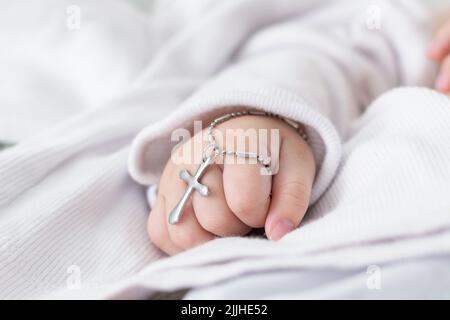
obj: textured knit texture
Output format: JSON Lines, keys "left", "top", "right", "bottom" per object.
{"left": 0, "top": 0, "right": 448, "bottom": 299}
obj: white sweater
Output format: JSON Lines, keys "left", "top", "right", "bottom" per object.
{"left": 0, "top": 0, "right": 447, "bottom": 299}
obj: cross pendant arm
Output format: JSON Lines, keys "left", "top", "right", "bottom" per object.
{"left": 168, "top": 157, "right": 213, "bottom": 225}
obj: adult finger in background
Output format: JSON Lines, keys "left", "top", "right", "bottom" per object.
{"left": 435, "top": 56, "right": 450, "bottom": 93}
{"left": 428, "top": 20, "right": 450, "bottom": 61}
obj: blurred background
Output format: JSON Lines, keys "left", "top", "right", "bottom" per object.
{"left": 0, "top": 0, "right": 449, "bottom": 151}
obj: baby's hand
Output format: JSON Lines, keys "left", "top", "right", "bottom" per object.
{"left": 148, "top": 115, "right": 316, "bottom": 255}
{"left": 428, "top": 18, "right": 450, "bottom": 93}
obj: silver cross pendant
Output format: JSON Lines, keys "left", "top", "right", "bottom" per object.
{"left": 168, "top": 156, "right": 214, "bottom": 224}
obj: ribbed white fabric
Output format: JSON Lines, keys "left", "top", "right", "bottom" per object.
{"left": 62, "top": 87, "right": 450, "bottom": 299}
{"left": 128, "top": 0, "right": 435, "bottom": 204}
{"left": 57, "top": 88, "right": 450, "bottom": 298}
{"left": 0, "top": 0, "right": 448, "bottom": 299}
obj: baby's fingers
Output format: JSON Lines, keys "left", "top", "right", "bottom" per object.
{"left": 148, "top": 191, "right": 182, "bottom": 255}
{"left": 428, "top": 20, "right": 450, "bottom": 61}
{"left": 163, "top": 164, "right": 216, "bottom": 250}
{"left": 193, "top": 164, "right": 251, "bottom": 237}
{"left": 265, "top": 135, "right": 315, "bottom": 241}
{"left": 223, "top": 156, "right": 272, "bottom": 228}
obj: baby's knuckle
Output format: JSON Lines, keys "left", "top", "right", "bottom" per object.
{"left": 170, "top": 228, "right": 199, "bottom": 248}
{"left": 279, "top": 181, "right": 310, "bottom": 211}
{"left": 198, "top": 215, "right": 224, "bottom": 235}
{"left": 199, "top": 213, "right": 243, "bottom": 237}
{"left": 229, "top": 195, "right": 260, "bottom": 215}
{"left": 147, "top": 220, "right": 165, "bottom": 247}
{"left": 228, "top": 197, "right": 267, "bottom": 227}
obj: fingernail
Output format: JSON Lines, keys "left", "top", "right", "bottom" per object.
{"left": 436, "top": 73, "right": 450, "bottom": 92}
{"left": 269, "top": 219, "right": 295, "bottom": 241}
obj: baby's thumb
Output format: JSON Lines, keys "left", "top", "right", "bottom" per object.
{"left": 265, "top": 137, "right": 315, "bottom": 241}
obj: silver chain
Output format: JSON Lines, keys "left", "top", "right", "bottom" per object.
{"left": 168, "top": 110, "right": 309, "bottom": 225}
{"left": 203, "top": 110, "right": 308, "bottom": 168}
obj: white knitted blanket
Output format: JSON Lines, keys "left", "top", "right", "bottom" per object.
{"left": 0, "top": 0, "right": 449, "bottom": 299}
